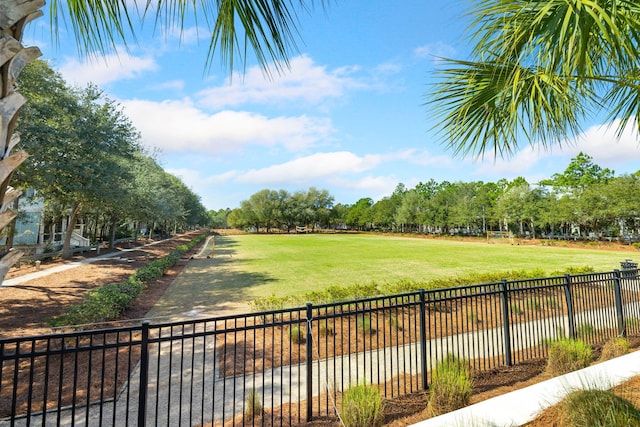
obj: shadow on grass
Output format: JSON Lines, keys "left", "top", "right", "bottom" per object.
{"left": 147, "top": 237, "right": 276, "bottom": 318}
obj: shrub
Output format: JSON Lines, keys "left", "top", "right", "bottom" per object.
{"left": 546, "top": 339, "right": 592, "bottom": 375}
{"left": 599, "top": 336, "right": 630, "bottom": 361}
{"left": 558, "top": 389, "right": 640, "bottom": 426}
{"left": 357, "top": 315, "right": 373, "bottom": 335}
{"left": 427, "top": 354, "right": 472, "bottom": 416}
{"left": 290, "top": 325, "right": 305, "bottom": 344}
{"left": 526, "top": 297, "right": 541, "bottom": 311}
{"left": 341, "top": 383, "right": 384, "bottom": 427}
{"left": 318, "top": 320, "right": 334, "bottom": 337}
{"left": 244, "top": 389, "right": 263, "bottom": 419}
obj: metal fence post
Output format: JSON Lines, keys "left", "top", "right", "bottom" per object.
{"left": 564, "top": 274, "right": 576, "bottom": 339}
{"left": 500, "top": 279, "right": 512, "bottom": 366}
{"left": 138, "top": 320, "right": 150, "bottom": 427}
{"left": 305, "top": 302, "right": 313, "bottom": 422}
{"left": 419, "top": 289, "right": 428, "bottom": 390}
{"left": 613, "top": 270, "right": 627, "bottom": 337}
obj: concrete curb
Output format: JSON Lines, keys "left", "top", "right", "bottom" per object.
{"left": 413, "top": 349, "right": 640, "bottom": 427}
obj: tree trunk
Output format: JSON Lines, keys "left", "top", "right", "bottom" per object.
{"left": 109, "top": 218, "right": 117, "bottom": 249}
{"left": 0, "top": 1, "right": 44, "bottom": 282}
{"left": 62, "top": 202, "right": 81, "bottom": 258}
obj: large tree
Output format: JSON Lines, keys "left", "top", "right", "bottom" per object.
{"left": 0, "top": 0, "right": 321, "bottom": 281}
{"left": 430, "top": 1, "right": 640, "bottom": 158}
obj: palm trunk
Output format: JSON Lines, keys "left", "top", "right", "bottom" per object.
{"left": 0, "top": 1, "right": 44, "bottom": 282}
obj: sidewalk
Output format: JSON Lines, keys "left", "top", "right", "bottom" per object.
{"left": 1, "top": 238, "right": 175, "bottom": 288}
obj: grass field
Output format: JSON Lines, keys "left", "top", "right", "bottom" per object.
{"left": 146, "top": 233, "right": 639, "bottom": 318}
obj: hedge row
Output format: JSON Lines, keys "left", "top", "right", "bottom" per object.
{"left": 50, "top": 233, "right": 207, "bottom": 327}
{"left": 251, "top": 265, "right": 596, "bottom": 312}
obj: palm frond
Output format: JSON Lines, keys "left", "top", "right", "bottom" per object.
{"left": 53, "top": 0, "right": 324, "bottom": 75}
{"left": 432, "top": 0, "right": 640, "bottom": 157}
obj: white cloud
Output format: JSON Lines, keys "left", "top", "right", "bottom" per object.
{"left": 564, "top": 119, "right": 640, "bottom": 169}
{"left": 414, "top": 42, "right": 456, "bottom": 62}
{"left": 237, "top": 152, "right": 382, "bottom": 185}
{"left": 121, "top": 99, "right": 334, "bottom": 154}
{"left": 196, "top": 55, "right": 364, "bottom": 109}
{"left": 391, "top": 149, "right": 455, "bottom": 167}
{"left": 331, "top": 175, "right": 399, "bottom": 202}
{"left": 149, "top": 80, "right": 185, "bottom": 91}
{"left": 471, "top": 118, "right": 640, "bottom": 179}
{"left": 58, "top": 51, "right": 157, "bottom": 85}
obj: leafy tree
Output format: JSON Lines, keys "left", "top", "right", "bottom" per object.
{"left": 542, "top": 152, "right": 614, "bottom": 193}
{"left": 430, "top": 1, "right": 640, "bottom": 157}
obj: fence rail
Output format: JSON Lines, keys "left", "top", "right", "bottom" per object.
{"left": 2, "top": 268, "right": 640, "bottom": 426}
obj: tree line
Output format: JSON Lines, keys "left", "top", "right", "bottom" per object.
{"left": 12, "top": 60, "right": 208, "bottom": 257}
{"left": 215, "top": 153, "right": 640, "bottom": 241}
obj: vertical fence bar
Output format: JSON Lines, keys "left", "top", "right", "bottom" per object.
{"left": 613, "top": 270, "right": 627, "bottom": 337}
{"left": 138, "top": 321, "right": 150, "bottom": 427}
{"left": 305, "top": 302, "right": 313, "bottom": 422}
{"left": 564, "top": 275, "right": 576, "bottom": 339}
{"left": 419, "top": 289, "right": 428, "bottom": 390}
{"left": 500, "top": 279, "right": 512, "bottom": 366}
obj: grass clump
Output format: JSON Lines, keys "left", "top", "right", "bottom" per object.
{"left": 244, "top": 389, "right": 263, "bottom": 419}
{"left": 357, "top": 315, "right": 374, "bottom": 335}
{"left": 427, "top": 354, "right": 472, "bottom": 416}
{"left": 599, "top": 336, "right": 630, "bottom": 362}
{"left": 341, "top": 383, "right": 384, "bottom": 427}
{"left": 290, "top": 325, "right": 305, "bottom": 344}
{"left": 546, "top": 339, "right": 592, "bottom": 375}
{"left": 558, "top": 389, "right": 640, "bottom": 426}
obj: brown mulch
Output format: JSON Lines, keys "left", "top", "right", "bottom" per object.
{"left": 0, "top": 231, "right": 204, "bottom": 338}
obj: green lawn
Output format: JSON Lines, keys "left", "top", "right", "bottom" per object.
{"left": 147, "top": 233, "right": 638, "bottom": 318}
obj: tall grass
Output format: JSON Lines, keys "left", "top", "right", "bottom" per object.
{"left": 558, "top": 389, "right": 640, "bottom": 426}
{"left": 341, "top": 383, "right": 385, "bottom": 427}
{"left": 427, "top": 354, "right": 472, "bottom": 416}
{"left": 546, "top": 339, "right": 592, "bottom": 375}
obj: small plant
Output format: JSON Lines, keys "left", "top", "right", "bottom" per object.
{"left": 466, "top": 310, "right": 480, "bottom": 324}
{"left": 244, "top": 389, "right": 263, "bottom": 419}
{"left": 599, "top": 336, "right": 630, "bottom": 361}
{"left": 289, "top": 325, "right": 305, "bottom": 344}
{"left": 318, "top": 320, "right": 334, "bottom": 337}
{"left": 427, "top": 354, "right": 472, "bottom": 416}
{"left": 546, "top": 338, "right": 592, "bottom": 375}
{"left": 558, "top": 389, "right": 640, "bottom": 426}
{"left": 357, "top": 315, "right": 374, "bottom": 335}
{"left": 510, "top": 302, "right": 523, "bottom": 315}
{"left": 626, "top": 317, "right": 640, "bottom": 330}
{"left": 576, "top": 323, "right": 595, "bottom": 340}
{"left": 526, "top": 297, "right": 541, "bottom": 311}
{"left": 341, "top": 383, "right": 384, "bottom": 427}
{"left": 388, "top": 313, "right": 401, "bottom": 330}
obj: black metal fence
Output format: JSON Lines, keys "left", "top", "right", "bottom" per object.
{"left": 2, "top": 268, "right": 640, "bottom": 426}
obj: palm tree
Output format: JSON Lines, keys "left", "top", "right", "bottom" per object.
{"left": 430, "top": 1, "right": 640, "bottom": 159}
{"left": 0, "top": 0, "right": 319, "bottom": 281}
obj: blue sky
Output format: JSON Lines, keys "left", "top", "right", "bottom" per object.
{"left": 25, "top": 1, "right": 640, "bottom": 210}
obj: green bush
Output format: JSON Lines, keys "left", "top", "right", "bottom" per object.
{"left": 50, "top": 233, "right": 205, "bottom": 327}
{"left": 558, "top": 389, "right": 640, "bottom": 427}
{"left": 546, "top": 339, "right": 592, "bottom": 375}
{"left": 341, "top": 383, "right": 385, "bottom": 427}
{"left": 427, "top": 354, "right": 472, "bottom": 416}
{"left": 357, "top": 315, "right": 373, "bottom": 334}
{"left": 290, "top": 325, "right": 305, "bottom": 344}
